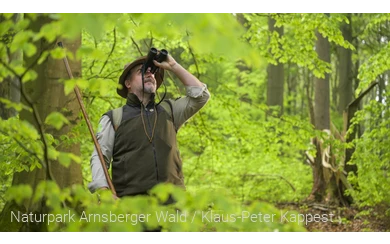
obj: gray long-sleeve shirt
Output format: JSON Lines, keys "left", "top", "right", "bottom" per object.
{"left": 88, "top": 84, "right": 210, "bottom": 193}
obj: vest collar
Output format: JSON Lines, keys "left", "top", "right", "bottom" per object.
{"left": 126, "top": 93, "right": 155, "bottom": 108}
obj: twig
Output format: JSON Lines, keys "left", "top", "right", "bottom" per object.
{"left": 130, "top": 37, "right": 143, "bottom": 56}
{"left": 243, "top": 173, "right": 296, "bottom": 192}
{"left": 186, "top": 30, "right": 201, "bottom": 79}
{"left": 99, "top": 28, "right": 117, "bottom": 75}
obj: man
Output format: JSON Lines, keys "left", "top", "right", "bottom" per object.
{"left": 88, "top": 51, "right": 210, "bottom": 198}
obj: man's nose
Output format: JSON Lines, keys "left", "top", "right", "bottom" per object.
{"left": 145, "top": 67, "right": 154, "bottom": 76}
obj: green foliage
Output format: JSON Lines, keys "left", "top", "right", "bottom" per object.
{"left": 45, "top": 112, "right": 70, "bottom": 130}
{"left": 0, "top": 97, "right": 31, "bottom": 112}
{"left": 354, "top": 14, "right": 390, "bottom": 94}
{"left": 0, "top": 117, "right": 43, "bottom": 172}
{"left": 5, "top": 184, "right": 33, "bottom": 205}
{"left": 172, "top": 56, "right": 314, "bottom": 203}
{"left": 10, "top": 30, "right": 35, "bottom": 54}
{"left": 347, "top": 91, "right": 390, "bottom": 207}
{"left": 42, "top": 13, "right": 121, "bottom": 41}
{"left": 1, "top": 13, "right": 390, "bottom": 231}
{"left": 62, "top": 78, "right": 89, "bottom": 95}
{"left": 75, "top": 12, "right": 316, "bottom": 222}
{"left": 243, "top": 13, "right": 352, "bottom": 79}
{"left": 134, "top": 14, "right": 257, "bottom": 63}
{"left": 357, "top": 43, "right": 390, "bottom": 94}
{"left": 4, "top": 182, "right": 306, "bottom": 231}
{"left": 364, "top": 14, "right": 390, "bottom": 30}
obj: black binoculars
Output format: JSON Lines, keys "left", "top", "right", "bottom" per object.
{"left": 143, "top": 47, "right": 168, "bottom": 74}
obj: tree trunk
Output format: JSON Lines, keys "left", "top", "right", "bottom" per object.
{"left": 309, "top": 26, "right": 331, "bottom": 202}
{"left": 0, "top": 13, "right": 21, "bottom": 119}
{"left": 338, "top": 13, "right": 353, "bottom": 114}
{"left": 0, "top": 14, "right": 23, "bottom": 222}
{"left": 0, "top": 15, "right": 83, "bottom": 231}
{"left": 235, "top": 13, "right": 253, "bottom": 103}
{"left": 267, "top": 16, "right": 284, "bottom": 117}
{"left": 286, "top": 62, "right": 298, "bottom": 115}
{"left": 338, "top": 18, "right": 361, "bottom": 205}
{"left": 309, "top": 18, "right": 353, "bottom": 205}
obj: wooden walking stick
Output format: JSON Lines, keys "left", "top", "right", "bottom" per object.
{"left": 57, "top": 41, "right": 117, "bottom": 196}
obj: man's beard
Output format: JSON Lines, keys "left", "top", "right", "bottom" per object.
{"left": 141, "top": 80, "right": 156, "bottom": 94}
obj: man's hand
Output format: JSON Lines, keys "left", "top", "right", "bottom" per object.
{"left": 153, "top": 53, "right": 203, "bottom": 87}
{"left": 153, "top": 54, "right": 177, "bottom": 72}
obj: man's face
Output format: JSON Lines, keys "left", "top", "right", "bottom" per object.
{"left": 125, "top": 64, "right": 157, "bottom": 94}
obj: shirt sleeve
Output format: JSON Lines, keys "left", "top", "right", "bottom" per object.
{"left": 170, "top": 83, "right": 211, "bottom": 129}
{"left": 87, "top": 115, "right": 115, "bottom": 193}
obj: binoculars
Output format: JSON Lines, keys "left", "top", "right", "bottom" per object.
{"left": 143, "top": 47, "right": 168, "bottom": 74}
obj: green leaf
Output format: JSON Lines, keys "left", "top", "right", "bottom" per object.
{"left": 0, "top": 19, "right": 13, "bottom": 36}
{"left": 10, "top": 30, "right": 33, "bottom": 53}
{"left": 38, "top": 22, "right": 60, "bottom": 42}
{"left": 58, "top": 152, "right": 71, "bottom": 167}
{"left": 50, "top": 47, "right": 66, "bottom": 59}
{"left": 48, "top": 147, "right": 60, "bottom": 160}
{"left": 68, "top": 153, "right": 81, "bottom": 164}
{"left": 23, "top": 70, "right": 38, "bottom": 82}
{"left": 116, "top": 17, "right": 133, "bottom": 37}
{"left": 6, "top": 185, "right": 33, "bottom": 205}
{"left": 90, "top": 49, "right": 106, "bottom": 59}
{"left": 37, "top": 51, "right": 50, "bottom": 65}
{"left": 23, "top": 43, "right": 37, "bottom": 57}
{"left": 0, "top": 98, "right": 31, "bottom": 112}
{"left": 45, "top": 112, "right": 70, "bottom": 130}
{"left": 14, "top": 19, "right": 30, "bottom": 32}
{"left": 2, "top": 13, "right": 14, "bottom": 19}
{"left": 63, "top": 78, "right": 88, "bottom": 95}
{"left": 64, "top": 80, "right": 76, "bottom": 95}
{"left": 76, "top": 46, "right": 94, "bottom": 59}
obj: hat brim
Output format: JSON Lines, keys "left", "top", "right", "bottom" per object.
{"left": 117, "top": 56, "right": 164, "bottom": 98}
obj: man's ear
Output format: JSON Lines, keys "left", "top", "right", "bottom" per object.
{"left": 125, "top": 80, "right": 131, "bottom": 89}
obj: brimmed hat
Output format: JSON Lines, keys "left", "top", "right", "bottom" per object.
{"left": 117, "top": 56, "right": 165, "bottom": 98}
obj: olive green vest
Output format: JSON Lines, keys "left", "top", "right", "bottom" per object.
{"left": 105, "top": 93, "right": 184, "bottom": 197}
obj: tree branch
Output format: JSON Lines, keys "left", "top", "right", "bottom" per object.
{"left": 130, "top": 37, "right": 143, "bottom": 56}
{"left": 186, "top": 30, "right": 201, "bottom": 79}
{"left": 0, "top": 54, "right": 55, "bottom": 182}
{"left": 99, "top": 28, "right": 117, "bottom": 75}
{"left": 0, "top": 129, "right": 45, "bottom": 168}
{"left": 242, "top": 173, "right": 296, "bottom": 192}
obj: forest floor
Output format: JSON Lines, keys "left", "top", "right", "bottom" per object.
{"left": 276, "top": 202, "right": 390, "bottom": 232}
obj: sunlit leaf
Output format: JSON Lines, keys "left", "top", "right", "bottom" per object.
{"left": 48, "top": 147, "right": 60, "bottom": 160}
{"left": 23, "top": 43, "right": 37, "bottom": 57}
{"left": 45, "top": 112, "right": 70, "bottom": 130}
{"left": 63, "top": 78, "right": 89, "bottom": 95}
{"left": 6, "top": 185, "right": 33, "bottom": 205}
{"left": 0, "top": 19, "right": 13, "bottom": 36}
{"left": 58, "top": 152, "right": 71, "bottom": 167}
{"left": 50, "top": 47, "right": 66, "bottom": 59}
{"left": 38, "top": 22, "right": 60, "bottom": 42}
{"left": 0, "top": 98, "right": 31, "bottom": 112}
{"left": 14, "top": 19, "right": 30, "bottom": 32}
{"left": 10, "top": 30, "right": 34, "bottom": 53}
{"left": 2, "top": 13, "right": 14, "bottom": 20}
{"left": 37, "top": 50, "right": 50, "bottom": 65}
